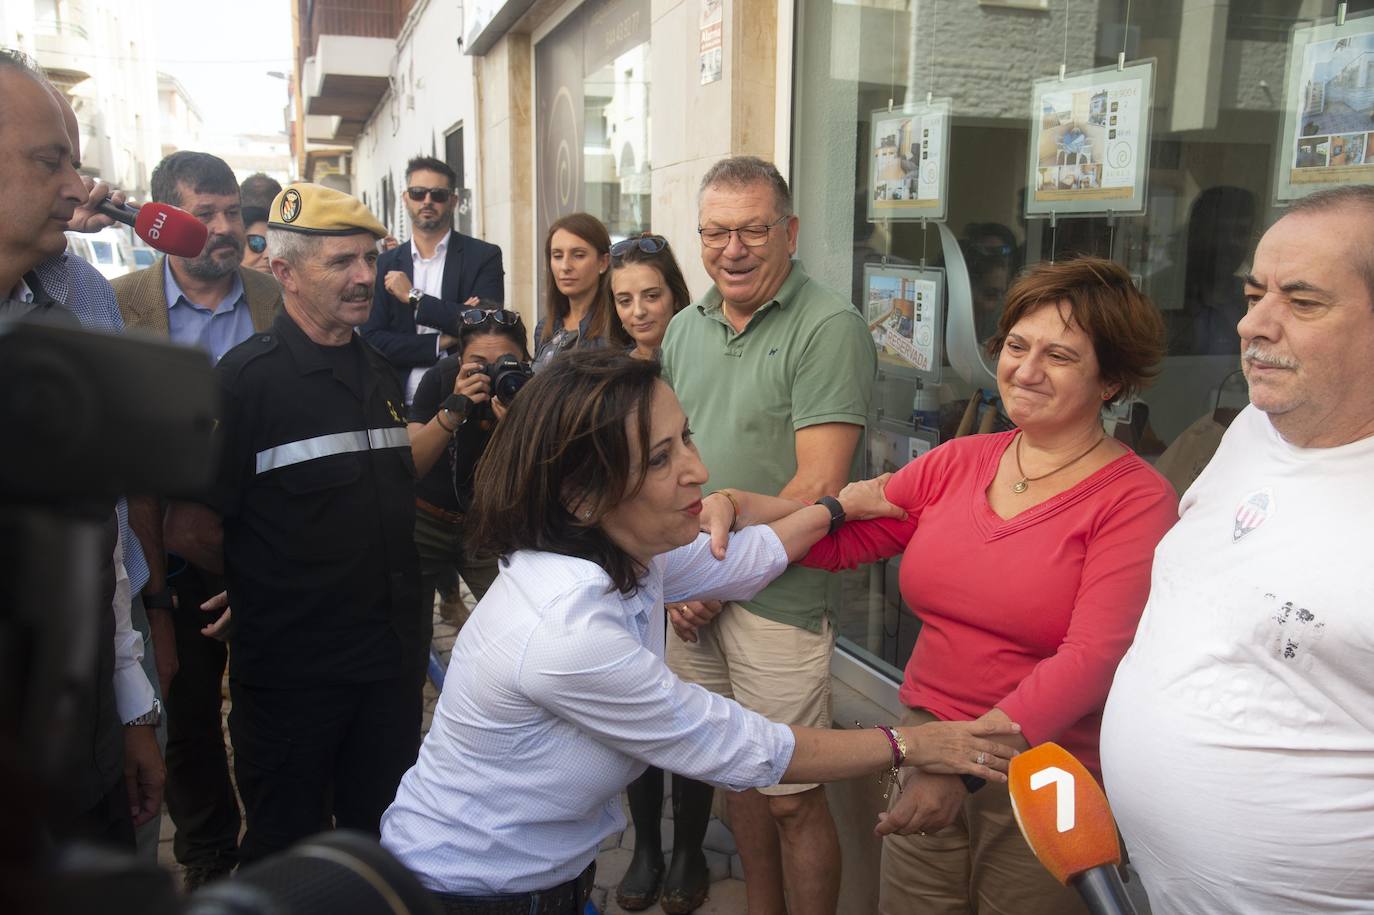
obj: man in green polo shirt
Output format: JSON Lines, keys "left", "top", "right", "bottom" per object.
{"left": 660, "top": 156, "right": 876, "bottom": 915}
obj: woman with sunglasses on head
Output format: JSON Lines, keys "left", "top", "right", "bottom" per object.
{"left": 606, "top": 232, "right": 712, "bottom": 912}
{"left": 407, "top": 302, "right": 531, "bottom": 629}
{"left": 609, "top": 233, "right": 691, "bottom": 362}
{"left": 532, "top": 213, "right": 613, "bottom": 372}
{"left": 240, "top": 205, "right": 272, "bottom": 275}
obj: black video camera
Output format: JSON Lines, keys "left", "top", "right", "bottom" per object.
{"left": 0, "top": 321, "right": 438, "bottom": 915}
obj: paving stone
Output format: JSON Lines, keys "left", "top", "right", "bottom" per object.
{"left": 702, "top": 848, "right": 731, "bottom": 883}
{"left": 594, "top": 846, "right": 635, "bottom": 890}
{"left": 701, "top": 819, "right": 736, "bottom": 856}
{"left": 693, "top": 878, "right": 747, "bottom": 913}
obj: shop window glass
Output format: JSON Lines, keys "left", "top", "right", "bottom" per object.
{"left": 536, "top": 0, "right": 653, "bottom": 248}
{"left": 791, "top": 0, "right": 1374, "bottom": 680}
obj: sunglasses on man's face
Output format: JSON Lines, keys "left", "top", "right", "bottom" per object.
{"left": 246, "top": 234, "right": 267, "bottom": 254}
{"left": 406, "top": 186, "right": 453, "bottom": 204}
{"left": 610, "top": 234, "right": 669, "bottom": 259}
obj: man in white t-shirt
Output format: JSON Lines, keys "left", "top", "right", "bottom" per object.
{"left": 1100, "top": 185, "right": 1374, "bottom": 914}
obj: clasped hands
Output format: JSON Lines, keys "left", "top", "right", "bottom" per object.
{"left": 668, "top": 474, "right": 904, "bottom": 643}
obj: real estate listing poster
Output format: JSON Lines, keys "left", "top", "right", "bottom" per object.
{"left": 867, "top": 98, "right": 951, "bottom": 222}
{"left": 863, "top": 264, "right": 943, "bottom": 383}
{"left": 1025, "top": 60, "right": 1154, "bottom": 216}
{"left": 867, "top": 423, "right": 935, "bottom": 478}
{"left": 867, "top": 427, "right": 912, "bottom": 477}
{"left": 1275, "top": 15, "right": 1374, "bottom": 200}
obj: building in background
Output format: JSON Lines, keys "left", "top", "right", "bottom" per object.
{"left": 289, "top": 0, "right": 775, "bottom": 312}
{"left": 4, "top": 0, "right": 164, "bottom": 201}
{"left": 351, "top": 0, "right": 477, "bottom": 239}
{"left": 157, "top": 70, "right": 204, "bottom": 158}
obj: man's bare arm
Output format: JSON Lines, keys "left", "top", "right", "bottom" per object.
{"left": 164, "top": 501, "right": 224, "bottom": 575}
{"left": 777, "top": 422, "right": 864, "bottom": 502}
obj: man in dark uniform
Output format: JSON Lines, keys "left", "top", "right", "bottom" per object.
{"left": 165, "top": 183, "right": 423, "bottom": 864}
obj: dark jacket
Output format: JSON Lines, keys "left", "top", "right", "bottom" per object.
{"left": 361, "top": 230, "right": 505, "bottom": 370}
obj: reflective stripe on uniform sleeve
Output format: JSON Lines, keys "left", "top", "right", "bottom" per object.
{"left": 255, "top": 426, "right": 411, "bottom": 475}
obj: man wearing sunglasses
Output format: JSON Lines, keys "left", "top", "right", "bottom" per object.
{"left": 112, "top": 149, "right": 282, "bottom": 890}
{"left": 361, "top": 155, "right": 505, "bottom": 405}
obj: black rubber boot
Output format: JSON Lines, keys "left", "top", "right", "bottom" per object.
{"left": 616, "top": 766, "right": 666, "bottom": 911}
{"left": 660, "top": 775, "right": 714, "bottom": 914}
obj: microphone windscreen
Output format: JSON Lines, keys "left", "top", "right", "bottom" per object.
{"left": 1007, "top": 742, "right": 1121, "bottom": 885}
{"left": 132, "top": 202, "right": 208, "bottom": 258}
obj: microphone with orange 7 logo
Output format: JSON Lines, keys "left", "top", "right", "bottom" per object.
{"left": 1007, "top": 742, "right": 1137, "bottom": 915}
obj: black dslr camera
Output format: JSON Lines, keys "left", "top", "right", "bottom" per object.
{"left": 486, "top": 353, "right": 533, "bottom": 405}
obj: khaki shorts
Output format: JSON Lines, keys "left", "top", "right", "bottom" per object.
{"left": 877, "top": 708, "right": 1089, "bottom": 915}
{"left": 666, "top": 601, "right": 833, "bottom": 796}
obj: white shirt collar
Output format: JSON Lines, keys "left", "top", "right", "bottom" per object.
{"left": 410, "top": 231, "right": 451, "bottom": 264}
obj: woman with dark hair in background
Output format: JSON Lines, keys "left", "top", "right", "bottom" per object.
{"left": 609, "top": 232, "right": 691, "bottom": 362}
{"left": 406, "top": 302, "right": 530, "bottom": 628}
{"left": 381, "top": 349, "right": 1020, "bottom": 913}
{"left": 607, "top": 233, "right": 711, "bottom": 911}
{"left": 532, "top": 212, "right": 613, "bottom": 372}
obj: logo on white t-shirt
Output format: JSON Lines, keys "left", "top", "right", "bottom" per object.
{"left": 1233, "top": 488, "right": 1273, "bottom": 543}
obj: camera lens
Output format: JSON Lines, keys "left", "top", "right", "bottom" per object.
{"left": 184, "top": 830, "right": 438, "bottom": 915}
{"left": 489, "top": 355, "right": 533, "bottom": 405}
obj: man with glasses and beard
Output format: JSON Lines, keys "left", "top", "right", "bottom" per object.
{"left": 362, "top": 156, "right": 505, "bottom": 406}
{"left": 165, "top": 183, "right": 424, "bottom": 864}
{"left": 112, "top": 150, "right": 281, "bottom": 889}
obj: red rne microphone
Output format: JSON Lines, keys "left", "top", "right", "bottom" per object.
{"left": 1008, "top": 742, "right": 1138, "bottom": 915}
{"left": 95, "top": 199, "right": 209, "bottom": 258}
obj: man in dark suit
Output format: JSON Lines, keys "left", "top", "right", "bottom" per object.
{"left": 361, "top": 156, "right": 505, "bottom": 404}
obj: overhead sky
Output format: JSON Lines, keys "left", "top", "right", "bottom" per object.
{"left": 154, "top": 0, "right": 294, "bottom": 137}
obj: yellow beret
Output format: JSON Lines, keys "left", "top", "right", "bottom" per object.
{"left": 269, "top": 183, "right": 386, "bottom": 239}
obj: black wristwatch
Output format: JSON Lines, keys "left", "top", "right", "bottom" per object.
{"left": 142, "top": 586, "right": 175, "bottom": 610}
{"left": 814, "top": 495, "right": 846, "bottom": 536}
{"left": 407, "top": 287, "right": 424, "bottom": 308}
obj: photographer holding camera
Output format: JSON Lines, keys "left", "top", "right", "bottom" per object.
{"left": 407, "top": 303, "right": 532, "bottom": 627}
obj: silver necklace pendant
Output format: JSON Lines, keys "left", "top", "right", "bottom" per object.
{"left": 1012, "top": 479, "right": 1029, "bottom": 494}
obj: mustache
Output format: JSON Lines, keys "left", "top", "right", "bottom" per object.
{"left": 201, "top": 234, "right": 243, "bottom": 255}
{"left": 342, "top": 285, "right": 371, "bottom": 303}
{"left": 1243, "top": 344, "right": 1298, "bottom": 370}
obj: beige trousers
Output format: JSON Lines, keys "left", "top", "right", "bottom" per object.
{"left": 879, "top": 709, "right": 1091, "bottom": 915}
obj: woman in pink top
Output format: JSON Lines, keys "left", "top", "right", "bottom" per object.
{"left": 695, "top": 257, "right": 1177, "bottom": 914}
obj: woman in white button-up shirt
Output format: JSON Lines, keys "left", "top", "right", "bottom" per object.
{"left": 381, "top": 350, "right": 1019, "bottom": 908}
